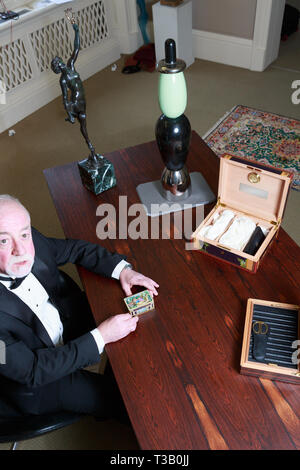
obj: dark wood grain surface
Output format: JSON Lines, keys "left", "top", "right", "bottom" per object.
{"left": 44, "top": 131, "right": 300, "bottom": 450}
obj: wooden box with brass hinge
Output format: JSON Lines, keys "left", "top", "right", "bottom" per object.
{"left": 240, "top": 299, "right": 300, "bottom": 384}
{"left": 191, "top": 154, "right": 293, "bottom": 273}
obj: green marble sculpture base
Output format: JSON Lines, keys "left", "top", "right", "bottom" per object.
{"left": 78, "top": 154, "right": 117, "bottom": 195}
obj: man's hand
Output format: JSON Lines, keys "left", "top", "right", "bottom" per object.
{"left": 97, "top": 313, "right": 138, "bottom": 345}
{"left": 120, "top": 268, "right": 159, "bottom": 297}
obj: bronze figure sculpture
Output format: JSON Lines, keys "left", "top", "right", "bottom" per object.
{"left": 51, "top": 11, "right": 116, "bottom": 195}
{"left": 51, "top": 21, "right": 96, "bottom": 160}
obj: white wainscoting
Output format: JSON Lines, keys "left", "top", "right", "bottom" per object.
{"left": 192, "top": 29, "right": 253, "bottom": 70}
{"left": 192, "top": 0, "right": 285, "bottom": 72}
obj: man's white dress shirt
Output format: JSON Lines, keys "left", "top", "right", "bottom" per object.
{"left": 0, "top": 259, "right": 130, "bottom": 355}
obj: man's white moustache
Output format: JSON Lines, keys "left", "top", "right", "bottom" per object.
{"left": 9, "top": 254, "right": 33, "bottom": 265}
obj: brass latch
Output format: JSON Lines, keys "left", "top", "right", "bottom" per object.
{"left": 248, "top": 172, "right": 260, "bottom": 184}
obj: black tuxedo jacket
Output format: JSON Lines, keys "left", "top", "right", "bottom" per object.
{"left": 0, "top": 228, "right": 125, "bottom": 415}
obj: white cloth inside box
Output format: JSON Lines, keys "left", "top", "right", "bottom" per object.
{"left": 199, "top": 209, "right": 234, "bottom": 240}
{"left": 199, "top": 209, "right": 269, "bottom": 251}
{"left": 219, "top": 216, "right": 256, "bottom": 250}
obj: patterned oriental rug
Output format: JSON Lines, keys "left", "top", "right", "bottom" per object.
{"left": 204, "top": 105, "right": 300, "bottom": 191}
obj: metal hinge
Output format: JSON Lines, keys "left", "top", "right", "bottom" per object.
{"left": 270, "top": 218, "right": 281, "bottom": 228}
{"left": 216, "top": 197, "right": 226, "bottom": 208}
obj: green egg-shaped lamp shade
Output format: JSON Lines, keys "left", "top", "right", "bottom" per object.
{"left": 158, "top": 72, "right": 187, "bottom": 118}
{"left": 156, "top": 38, "right": 187, "bottom": 119}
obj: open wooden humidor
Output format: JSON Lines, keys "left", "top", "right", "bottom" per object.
{"left": 192, "top": 154, "right": 293, "bottom": 272}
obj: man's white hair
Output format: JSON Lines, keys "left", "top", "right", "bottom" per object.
{"left": 0, "top": 194, "right": 30, "bottom": 218}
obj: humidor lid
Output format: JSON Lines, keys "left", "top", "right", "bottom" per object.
{"left": 218, "top": 155, "right": 292, "bottom": 223}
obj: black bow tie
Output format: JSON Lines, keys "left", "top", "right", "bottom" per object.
{"left": 0, "top": 275, "right": 27, "bottom": 289}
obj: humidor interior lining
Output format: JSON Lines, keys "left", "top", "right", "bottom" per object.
{"left": 248, "top": 304, "right": 298, "bottom": 369}
{"left": 218, "top": 157, "right": 290, "bottom": 223}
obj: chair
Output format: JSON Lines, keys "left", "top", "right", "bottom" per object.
{"left": 0, "top": 411, "right": 83, "bottom": 450}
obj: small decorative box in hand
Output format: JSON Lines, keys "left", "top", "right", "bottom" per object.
{"left": 124, "top": 290, "right": 155, "bottom": 316}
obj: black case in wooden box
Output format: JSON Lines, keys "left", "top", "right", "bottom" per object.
{"left": 192, "top": 154, "right": 293, "bottom": 272}
{"left": 240, "top": 299, "right": 300, "bottom": 384}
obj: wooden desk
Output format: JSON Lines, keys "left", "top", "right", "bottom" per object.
{"left": 44, "top": 131, "right": 300, "bottom": 450}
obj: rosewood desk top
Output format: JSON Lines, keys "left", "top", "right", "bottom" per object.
{"left": 44, "top": 131, "right": 300, "bottom": 450}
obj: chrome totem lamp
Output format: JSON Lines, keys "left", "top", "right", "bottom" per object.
{"left": 137, "top": 38, "right": 215, "bottom": 217}
{"left": 156, "top": 38, "right": 191, "bottom": 201}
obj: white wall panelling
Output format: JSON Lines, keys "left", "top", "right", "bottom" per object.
{"left": 192, "top": 0, "right": 285, "bottom": 72}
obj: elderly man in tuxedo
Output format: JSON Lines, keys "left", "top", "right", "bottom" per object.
{"left": 0, "top": 195, "right": 159, "bottom": 419}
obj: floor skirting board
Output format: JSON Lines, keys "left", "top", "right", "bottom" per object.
{"left": 192, "top": 29, "right": 253, "bottom": 70}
